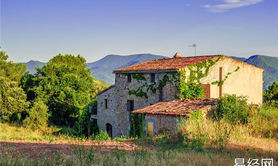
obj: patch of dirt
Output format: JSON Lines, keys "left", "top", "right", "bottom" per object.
{"left": 0, "top": 140, "right": 140, "bottom": 160}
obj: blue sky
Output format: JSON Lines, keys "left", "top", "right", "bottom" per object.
{"left": 0, "top": 0, "right": 277, "bottom": 62}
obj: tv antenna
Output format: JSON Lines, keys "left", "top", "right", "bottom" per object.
{"left": 189, "top": 44, "right": 197, "bottom": 56}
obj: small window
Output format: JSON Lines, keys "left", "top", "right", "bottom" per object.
{"left": 127, "top": 100, "right": 134, "bottom": 112}
{"left": 150, "top": 73, "right": 155, "bottom": 83}
{"left": 127, "top": 74, "right": 132, "bottom": 82}
{"left": 159, "top": 88, "right": 163, "bottom": 101}
{"left": 105, "top": 99, "right": 108, "bottom": 109}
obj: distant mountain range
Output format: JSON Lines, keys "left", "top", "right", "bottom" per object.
{"left": 23, "top": 60, "right": 45, "bottom": 74}
{"left": 23, "top": 54, "right": 278, "bottom": 89}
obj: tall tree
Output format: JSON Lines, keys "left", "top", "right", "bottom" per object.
{"left": 33, "top": 54, "right": 94, "bottom": 126}
{"left": 0, "top": 48, "right": 29, "bottom": 122}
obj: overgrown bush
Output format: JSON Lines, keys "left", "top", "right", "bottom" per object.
{"left": 264, "top": 81, "right": 278, "bottom": 102}
{"left": 74, "top": 98, "right": 99, "bottom": 137}
{"left": 130, "top": 113, "right": 145, "bottom": 138}
{"left": 180, "top": 110, "right": 206, "bottom": 152}
{"left": 91, "top": 130, "right": 110, "bottom": 140}
{"left": 23, "top": 100, "right": 49, "bottom": 129}
{"left": 179, "top": 110, "right": 232, "bottom": 150}
{"left": 248, "top": 104, "right": 278, "bottom": 138}
{"left": 214, "top": 95, "right": 249, "bottom": 124}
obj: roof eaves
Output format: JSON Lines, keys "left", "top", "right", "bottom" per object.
{"left": 97, "top": 85, "right": 115, "bottom": 96}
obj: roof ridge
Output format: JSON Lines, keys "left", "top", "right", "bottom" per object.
{"left": 114, "top": 55, "right": 223, "bottom": 72}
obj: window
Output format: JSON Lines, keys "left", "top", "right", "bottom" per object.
{"left": 127, "top": 74, "right": 132, "bottom": 82}
{"left": 127, "top": 100, "right": 134, "bottom": 112}
{"left": 159, "top": 88, "right": 163, "bottom": 101}
{"left": 104, "top": 99, "right": 108, "bottom": 109}
{"left": 150, "top": 73, "right": 155, "bottom": 83}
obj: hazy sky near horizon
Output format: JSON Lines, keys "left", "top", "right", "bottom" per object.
{"left": 0, "top": 0, "right": 278, "bottom": 62}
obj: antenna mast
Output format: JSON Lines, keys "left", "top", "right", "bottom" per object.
{"left": 189, "top": 44, "right": 197, "bottom": 56}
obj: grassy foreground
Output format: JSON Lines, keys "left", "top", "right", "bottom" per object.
{"left": 0, "top": 123, "right": 277, "bottom": 166}
{"left": 0, "top": 103, "right": 277, "bottom": 166}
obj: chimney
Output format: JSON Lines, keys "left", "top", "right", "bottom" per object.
{"left": 173, "top": 52, "right": 181, "bottom": 58}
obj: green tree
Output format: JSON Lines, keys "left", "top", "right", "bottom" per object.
{"left": 264, "top": 81, "right": 278, "bottom": 102}
{"left": 32, "top": 54, "right": 94, "bottom": 126}
{"left": 0, "top": 48, "right": 29, "bottom": 122}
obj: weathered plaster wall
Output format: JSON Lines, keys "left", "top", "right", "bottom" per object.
{"left": 199, "top": 57, "right": 263, "bottom": 104}
{"left": 181, "top": 56, "right": 263, "bottom": 104}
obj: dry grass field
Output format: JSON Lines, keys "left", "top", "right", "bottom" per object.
{"left": 0, "top": 122, "right": 277, "bottom": 166}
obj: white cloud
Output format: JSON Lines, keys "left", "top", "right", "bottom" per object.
{"left": 203, "top": 0, "right": 263, "bottom": 12}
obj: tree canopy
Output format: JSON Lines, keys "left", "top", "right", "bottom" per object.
{"left": 0, "top": 48, "right": 29, "bottom": 122}
{"left": 31, "top": 54, "right": 94, "bottom": 126}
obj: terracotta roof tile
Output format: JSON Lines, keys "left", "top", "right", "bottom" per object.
{"left": 133, "top": 98, "right": 218, "bottom": 116}
{"left": 114, "top": 55, "right": 221, "bottom": 72}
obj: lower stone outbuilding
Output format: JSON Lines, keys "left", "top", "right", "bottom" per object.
{"left": 132, "top": 98, "right": 218, "bottom": 136}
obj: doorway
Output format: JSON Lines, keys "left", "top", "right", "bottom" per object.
{"left": 106, "top": 123, "right": 112, "bottom": 138}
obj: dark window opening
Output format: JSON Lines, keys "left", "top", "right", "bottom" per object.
{"left": 150, "top": 73, "right": 155, "bottom": 83}
{"left": 104, "top": 99, "right": 108, "bottom": 109}
{"left": 127, "top": 100, "right": 134, "bottom": 112}
{"left": 106, "top": 123, "right": 112, "bottom": 138}
{"left": 127, "top": 74, "right": 132, "bottom": 82}
{"left": 159, "top": 88, "right": 163, "bottom": 101}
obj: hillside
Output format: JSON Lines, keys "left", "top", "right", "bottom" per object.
{"left": 22, "top": 60, "right": 45, "bottom": 74}
{"left": 244, "top": 55, "right": 278, "bottom": 89}
{"left": 86, "top": 54, "right": 165, "bottom": 84}
{"left": 23, "top": 54, "right": 278, "bottom": 88}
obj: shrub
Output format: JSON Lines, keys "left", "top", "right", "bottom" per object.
{"left": 179, "top": 110, "right": 232, "bottom": 150}
{"left": 74, "top": 98, "right": 98, "bottom": 137}
{"left": 130, "top": 113, "right": 145, "bottom": 138}
{"left": 214, "top": 95, "right": 248, "bottom": 124}
{"left": 23, "top": 100, "right": 49, "bottom": 129}
{"left": 248, "top": 105, "right": 278, "bottom": 138}
{"left": 91, "top": 130, "right": 111, "bottom": 140}
{"left": 180, "top": 110, "right": 207, "bottom": 152}
{"left": 264, "top": 81, "right": 278, "bottom": 102}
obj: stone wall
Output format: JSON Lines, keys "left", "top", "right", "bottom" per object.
{"left": 145, "top": 114, "right": 182, "bottom": 135}
{"left": 96, "top": 86, "right": 121, "bottom": 137}
{"left": 112, "top": 72, "right": 179, "bottom": 137}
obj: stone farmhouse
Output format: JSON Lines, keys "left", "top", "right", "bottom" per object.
{"left": 94, "top": 54, "right": 264, "bottom": 138}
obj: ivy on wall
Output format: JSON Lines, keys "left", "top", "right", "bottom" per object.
{"left": 211, "top": 66, "right": 240, "bottom": 86}
{"left": 128, "top": 74, "right": 174, "bottom": 99}
{"left": 177, "top": 56, "right": 222, "bottom": 99}
{"left": 127, "top": 56, "right": 240, "bottom": 100}
{"left": 130, "top": 113, "right": 145, "bottom": 138}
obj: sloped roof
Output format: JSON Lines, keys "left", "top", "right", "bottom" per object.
{"left": 97, "top": 85, "right": 115, "bottom": 96}
{"left": 114, "top": 55, "right": 221, "bottom": 72}
{"left": 133, "top": 98, "right": 218, "bottom": 116}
